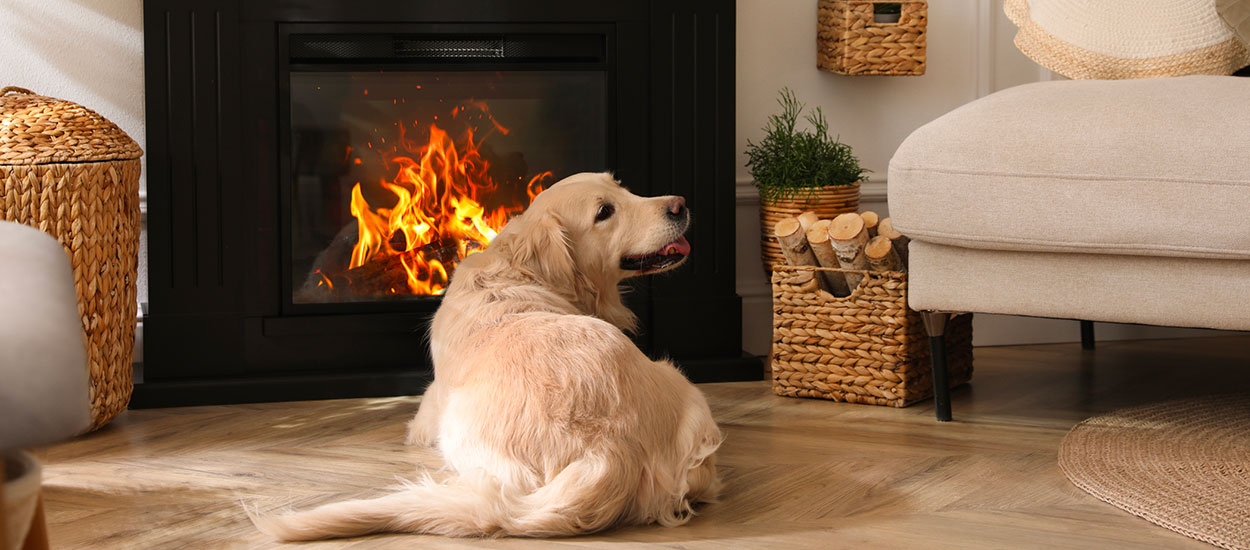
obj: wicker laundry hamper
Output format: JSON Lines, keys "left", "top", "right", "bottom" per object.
{"left": 771, "top": 264, "right": 972, "bottom": 407}
{"left": 0, "top": 86, "right": 142, "bottom": 429}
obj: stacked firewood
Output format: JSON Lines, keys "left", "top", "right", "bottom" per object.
{"left": 772, "top": 210, "right": 910, "bottom": 297}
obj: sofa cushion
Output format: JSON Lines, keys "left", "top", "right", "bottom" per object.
{"left": 888, "top": 76, "right": 1250, "bottom": 260}
{"left": 907, "top": 241, "right": 1250, "bottom": 331}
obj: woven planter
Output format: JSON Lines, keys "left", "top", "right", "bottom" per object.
{"left": 759, "top": 183, "right": 859, "bottom": 274}
{"left": 771, "top": 264, "right": 972, "bottom": 407}
{"left": 817, "top": 0, "right": 928, "bottom": 76}
{"left": 0, "top": 86, "right": 142, "bottom": 430}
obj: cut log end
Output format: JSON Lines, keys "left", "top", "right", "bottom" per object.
{"left": 865, "top": 235, "right": 902, "bottom": 272}
{"left": 797, "top": 211, "right": 821, "bottom": 232}
{"left": 805, "top": 219, "right": 832, "bottom": 244}
{"left": 878, "top": 217, "right": 903, "bottom": 240}
{"left": 860, "top": 210, "right": 879, "bottom": 229}
{"left": 829, "top": 213, "right": 865, "bottom": 241}
{"left": 861, "top": 210, "right": 880, "bottom": 238}
{"left": 774, "top": 217, "right": 803, "bottom": 239}
{"left": 865, "top": 235, "right": 893, "bottom": 259}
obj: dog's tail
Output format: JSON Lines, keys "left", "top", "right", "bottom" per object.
{"left": 249, "top": 453, "right": 640, "bottom": 540}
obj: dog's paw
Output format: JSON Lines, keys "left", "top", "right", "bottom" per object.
{"left": 405, "top": 417, "right": 435, "bottom": 447}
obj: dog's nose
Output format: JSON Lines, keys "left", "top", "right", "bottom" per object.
{"left": 666, "top": 196, "right": 687, "bottom": 220}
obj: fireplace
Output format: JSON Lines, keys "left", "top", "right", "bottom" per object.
{"left": 138, "top": 1, "right": 755, "bottom": 407}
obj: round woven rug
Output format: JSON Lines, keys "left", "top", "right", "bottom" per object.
{"left": 1059, "top": 394, "right": 1250, "bottom": 550}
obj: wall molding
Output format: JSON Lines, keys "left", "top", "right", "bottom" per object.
{"left": 735, "top": 178, "right": 887, "bottom": 205}
{"left": 976, "top": 0, "right": 994, "bottom": 98}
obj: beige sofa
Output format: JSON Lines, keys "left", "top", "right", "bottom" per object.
{"left": 887, "top": 76, "right": 1250, "bottom": 420}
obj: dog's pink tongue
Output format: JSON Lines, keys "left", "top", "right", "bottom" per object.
{"left": 664, "top": 236, "right": 691, "bottom": 255}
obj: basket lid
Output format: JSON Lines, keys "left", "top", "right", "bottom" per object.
{"left": 0, "top": 86, "right": 143, "bottom": 166}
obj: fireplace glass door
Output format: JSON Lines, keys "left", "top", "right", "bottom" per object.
{"left": 289, "top": 69, "right": 606, "bottom": 304}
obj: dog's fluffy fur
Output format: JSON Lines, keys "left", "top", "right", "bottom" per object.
{"left": 252, "top": 172, "right": 722, "bottom": 540}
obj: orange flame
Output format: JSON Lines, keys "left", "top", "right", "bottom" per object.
{"left": 347, "top": 105, "right": 551, "bottom": 296}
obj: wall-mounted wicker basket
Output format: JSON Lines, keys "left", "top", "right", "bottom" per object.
{"left": 771, "top": 264, "right": 971, "bottom": 407}
{"left": 817, "top": 0, "right": 928, "bottom": 76}
{"left": 0, "top": 86, "right": 142, "bottom": 430}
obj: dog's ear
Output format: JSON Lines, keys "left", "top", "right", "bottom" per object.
{"left": 499, "top": 209, "right": 638, "bottom": 333}
{"left": 506, "top": 211, "right": 583, "bottom": 294}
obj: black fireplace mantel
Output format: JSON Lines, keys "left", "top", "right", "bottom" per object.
{"left": 137, "top": 0, "right": 757, "bottom": 407}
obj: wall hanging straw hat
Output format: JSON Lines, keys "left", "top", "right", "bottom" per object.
{"left": 1005, "top": 0, "right": 1250, "bottom": 79}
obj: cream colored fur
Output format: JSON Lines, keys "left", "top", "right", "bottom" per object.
{"left": 252, "top": 172, "right": 722, "bottom": 540}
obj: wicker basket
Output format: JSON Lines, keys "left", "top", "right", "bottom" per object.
{"left": 771, "top": 264, "right": 972, "bottom": 407}
{"left": 759, "top": 183, "right": 859, "bottom": 274}
{"left": 817, "top": 0, "right": 928, "bottom": 76}
{"left": 0, "top": 86, "right": 142, "bottom": 429}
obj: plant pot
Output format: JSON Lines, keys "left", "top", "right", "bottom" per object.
{"left": 3, "top": 450, "right": 41, "bottom": 550}
{"left": 759, "top": 182, "right": 860, "bottom": 274}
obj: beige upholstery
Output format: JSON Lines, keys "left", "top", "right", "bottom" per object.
{"left": 889, "top": 76, "right": 1250, "bottom": 260}
{"left": 889, "top": 76, "right": 1250, "bottom": 331}
{"left": 907, "top": 242, "right": 1250, "bottom": 331}
{"left": 0, "top": 221, "right": 90, "bottom": 450}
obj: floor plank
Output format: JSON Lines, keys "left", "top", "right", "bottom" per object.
{"left": 37, "top": 335, "right": 1250, "bottom": 549}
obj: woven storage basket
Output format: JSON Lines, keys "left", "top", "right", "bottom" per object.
{"left": 0, "top": 86, "right": 142, "bottom": 429}
{"left": 771, "top": 264, "right": 972, "bottom": 407}
{"left": 817, "top": 0, "right": 928, "bottom": 76}
{"left": 760, "top": 183, "right": 859, "bottom": 274}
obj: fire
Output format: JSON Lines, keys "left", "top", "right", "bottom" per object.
{"left": 347, "top": 104, "right": 551, "bottom": 296}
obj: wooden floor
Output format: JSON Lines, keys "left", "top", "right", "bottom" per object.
{"left": 37, "top": 335, "right": 1250, "bottom": 549}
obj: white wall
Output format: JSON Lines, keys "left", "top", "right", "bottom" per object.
{"left": 734, "top": 0, "right": 1227, "bottom": 355}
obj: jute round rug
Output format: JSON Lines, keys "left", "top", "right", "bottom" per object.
{"left": 1059, "top": 393, "right": 1250, "bottom": 550}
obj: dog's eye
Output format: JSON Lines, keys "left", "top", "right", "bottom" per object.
{"left": 594, "top": 203, "right": 615, "bottom": 223}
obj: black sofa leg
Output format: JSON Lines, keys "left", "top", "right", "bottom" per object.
{"left": 922, "top": 312, "right": 953, "bottom": 422}
{"left": 1080, "top": 320, "right": 1096, "bottom": 350}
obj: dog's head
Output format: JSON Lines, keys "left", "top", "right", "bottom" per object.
{"left": 491, "top": 172, "right": 691, "bottom": 325}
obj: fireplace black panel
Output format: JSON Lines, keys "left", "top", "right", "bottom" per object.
{"left": 138, "top": 0, "right": 756, "bottom": 407}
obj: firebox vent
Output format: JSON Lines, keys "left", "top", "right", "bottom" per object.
{"left": 289, "top": 34, "right": 604, "bottom": 63}
{"left": 394, "top": 38, "right": 504, "bottom": 58}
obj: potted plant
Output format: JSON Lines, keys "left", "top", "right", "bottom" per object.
{"left": 746, "top": 88, "right": 867, "bottom": 273}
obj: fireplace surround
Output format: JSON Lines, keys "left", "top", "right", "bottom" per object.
{"left": 137, "top": 0, "right": 755, "bottom": 407}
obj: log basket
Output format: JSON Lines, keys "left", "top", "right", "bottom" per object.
{"left": 0, "top": 86, "right": 142, "bottom": 429}
{"left": 771, "top": 264, "right": 972, "bottom": 407}
{"left": 759, "top": 183, "right": 859, "bottom": 274}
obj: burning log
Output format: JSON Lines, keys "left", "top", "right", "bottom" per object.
{"left": 297, "top": 238, "right": 465, "bottom": 302}
{"left": 336, "top": 255, "right": 412, "bottom": 297}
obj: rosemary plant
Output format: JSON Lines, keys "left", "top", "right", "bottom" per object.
{"left": 745, "top": 88, "right": 866, "bottom": 204}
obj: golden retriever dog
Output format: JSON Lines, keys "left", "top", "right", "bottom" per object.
{"left": 253, "top": 172, "right": 722, "bottom": 540}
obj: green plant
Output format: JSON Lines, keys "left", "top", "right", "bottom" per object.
{"left": 745, "top": 88, "right": 867, "bottom": 204}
